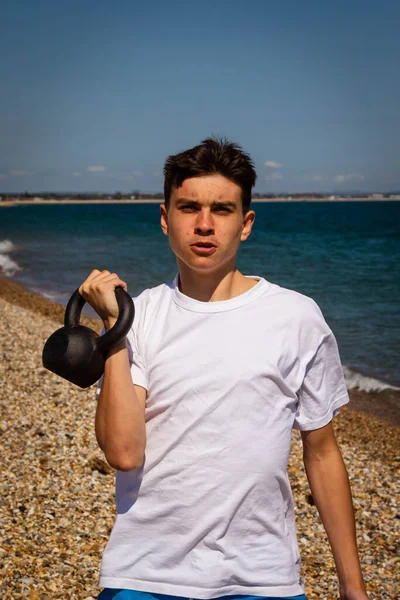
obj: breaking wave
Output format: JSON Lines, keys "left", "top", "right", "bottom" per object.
{"left": 343, "top": 365, "right": 400, "bottom": 393}
{"left": 0, "top": 239, "right": 22, "bottom": 276}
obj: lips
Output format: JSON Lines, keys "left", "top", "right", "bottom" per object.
{"left": 190, "top": 242, "right": 217, "bottom": 255}
{"left": 190, "top": 242, "right": 216, "bottom": 248}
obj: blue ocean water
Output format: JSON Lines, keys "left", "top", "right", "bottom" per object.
{"left": 1, "top": 201, "right": 399, "bottom": 387}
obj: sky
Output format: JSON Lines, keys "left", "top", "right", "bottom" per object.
{"left": 1, "top": 0, "right": 399, "bottom": 194}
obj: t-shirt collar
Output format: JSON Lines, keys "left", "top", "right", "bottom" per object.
{"left": 172, "top": 273, "right": 271, "bottom": 313}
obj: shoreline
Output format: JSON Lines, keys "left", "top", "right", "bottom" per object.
{"left": 1, "top": 196, "right": 400, "bottom": 207}
{"left": 0, "top": 274, "right": 102, "bottom": 332}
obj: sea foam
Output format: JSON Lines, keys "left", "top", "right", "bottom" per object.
{"left": 0, "top": 239, "right": 22, "bottom": 276}
{"left": 0, "top": 239, "right": 17, "bottom": 253}
{"left": 343, "top": 365, "right": 400, "bottom": 392}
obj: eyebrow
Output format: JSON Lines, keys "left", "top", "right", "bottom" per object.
{"left": 175, "top": 198, "right": 238, "bottom": 209}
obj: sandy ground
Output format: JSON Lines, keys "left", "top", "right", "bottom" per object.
{"left": 0, "top": 275, "right": 399, "bottom": 599}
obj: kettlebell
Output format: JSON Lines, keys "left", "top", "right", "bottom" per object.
{"left": 42, "top": 285, "right": 135, "bottom": 389}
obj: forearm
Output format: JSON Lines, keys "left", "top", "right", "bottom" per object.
{"left": 95, "top": 334, "right": 146, "bottom": 471}
{"left": 303, "top": 442, "right": 366, "bottom": 595}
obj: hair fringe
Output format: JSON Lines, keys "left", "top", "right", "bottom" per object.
{"left": 163, "top": 136, "right": 256, "bottom": 212}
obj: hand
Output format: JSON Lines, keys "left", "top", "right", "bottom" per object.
{"left": 78, "top": 269, "right": 128, "bottom": 324}
{"left": 339, "top": 586, "right": 370, "bottom": 599}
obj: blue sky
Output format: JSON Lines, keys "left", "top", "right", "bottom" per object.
{"left": 1, "top": 0, "right": 399, "bottom": 194}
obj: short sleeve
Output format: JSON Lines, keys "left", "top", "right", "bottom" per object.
{"left": 293, "top": 331, "right": 349, "bottom": 431}
{"left": 95, "top": 321, "right": 148, "bottom": 401}
{"left": 126, "top": 326, "right": 148, "bottom": 390}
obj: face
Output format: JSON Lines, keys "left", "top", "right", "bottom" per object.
{"left": 160, "top": 174, "right": 255, "bottom": 276}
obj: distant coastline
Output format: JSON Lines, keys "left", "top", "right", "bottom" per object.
{"left": 1, "top": 195, "right": 399, "bottom": 207}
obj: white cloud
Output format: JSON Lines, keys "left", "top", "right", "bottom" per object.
{"left": 309, "top": 175, "right": 323, "bottom": 182}
{"left": 10, "top": 170, "right": 28, "bottom": 176}
{"left": 265, "top": 172, "right": 283, "bottom": 181}
{"left": 87, "top": 165, "right": 107, "bottom": 173}
{"left": 335, "top": 173, "right": 364, "bottom": 183}
{"left": 117, "top": 170, "right": 143, "bottom": 180}
{"left": 264, "top": 160, "right": 283, "bottom": 169}
{"left": 73, "top": 172, "right": 81, "bottom": 177}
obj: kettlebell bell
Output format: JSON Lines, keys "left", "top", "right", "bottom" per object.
{"left": 42, "top": 285, "right": 135, "bottom": 389}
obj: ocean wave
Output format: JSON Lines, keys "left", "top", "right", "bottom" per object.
{"left": 29, "top": 286, "right": 66, "bottom": 304}
{"left": 0, "top": 238, "right": 22, "bottom": 276}
{"left": 343, "top": 365, "right": 400, "bottom": 392}
{"left": 0, "top": 239, "right": 18, "bottom": 253}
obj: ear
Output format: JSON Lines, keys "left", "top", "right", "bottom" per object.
{"left": 160, "top": 203, "right": 169, "bottom": 236}
{"left": 240, "top": 210, "right": 256, "bottom": 242}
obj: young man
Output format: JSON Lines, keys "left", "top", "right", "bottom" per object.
{"left": 81, "top": 138, "right": 369, "bottom": 600}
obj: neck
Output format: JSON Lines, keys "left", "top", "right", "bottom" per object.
{"left": 177, "top": 264, "right": 258, "bottom": 302}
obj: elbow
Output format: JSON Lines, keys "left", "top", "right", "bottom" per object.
{"left": 105, "top": 451, "right": 144, "bottom": 472}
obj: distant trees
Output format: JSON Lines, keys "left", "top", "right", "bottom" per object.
{"left": 2, "top": 190, "right": 398, "bottom": 202}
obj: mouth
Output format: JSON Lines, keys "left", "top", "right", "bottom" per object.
{"left": 190, "top": 242, "right": 217, "bottom": 255}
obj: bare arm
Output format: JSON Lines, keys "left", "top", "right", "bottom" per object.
{"left": 301, "top": 422, "right": 369, "bottom": 600}
{"left": 95, "top": 320, "right": 147, "bottom": 472}
{"left": 77, "top": 269, "right": 147, "bottom": 472}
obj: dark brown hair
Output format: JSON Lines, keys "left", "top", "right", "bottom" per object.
{"left": 163, "top": 136, "right": 257, "bottom": 213}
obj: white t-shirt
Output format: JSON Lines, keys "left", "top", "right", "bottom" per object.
{"left": 96, "top": 274, "right": 349, "bottom": 598}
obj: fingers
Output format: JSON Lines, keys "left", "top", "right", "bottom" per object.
{"left": 97, "top": 272, "right": 128, "bottom": 292}
{"left": 87, "top": 269, "right": 110, "bottom": 282}
{"left": 79, "top": 270, "right": 128, "bottom": 296}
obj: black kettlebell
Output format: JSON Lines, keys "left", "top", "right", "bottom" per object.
{"left": 42, "top": 286, "right": 135, "bottom": 389}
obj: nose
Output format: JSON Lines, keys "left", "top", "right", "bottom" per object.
{"left": 194, "top": 209, "right": 215, "bottom": 234}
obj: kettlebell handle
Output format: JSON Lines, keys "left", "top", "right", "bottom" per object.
{"left": 65, "top": 286, "right": 135, "bottom": 353}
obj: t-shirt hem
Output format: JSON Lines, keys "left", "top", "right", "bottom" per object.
{"left": 99, "top": 577, "right": 305, "bottom": 598}
{"left": 293, "top": 392, "right": 350, "bottom": 431}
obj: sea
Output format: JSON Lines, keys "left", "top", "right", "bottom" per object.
{"left": 1, "top": 200, "right": 399, "bottom": 390}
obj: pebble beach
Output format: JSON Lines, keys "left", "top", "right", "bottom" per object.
{"left": 0, "top": 276, "right": 399, "bottom": 600}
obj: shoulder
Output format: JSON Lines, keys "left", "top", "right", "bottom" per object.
{"left": 131, "top": 278, "right": 173, "bottom": 311}
{"left": 129, "top": 278, "right": 174, "bottom": 332}
{"left": 269, "top": 282, "right": 324, "bottom": 320}
{"left": 267, "top": 282, "right": 333, "bottom": 345}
